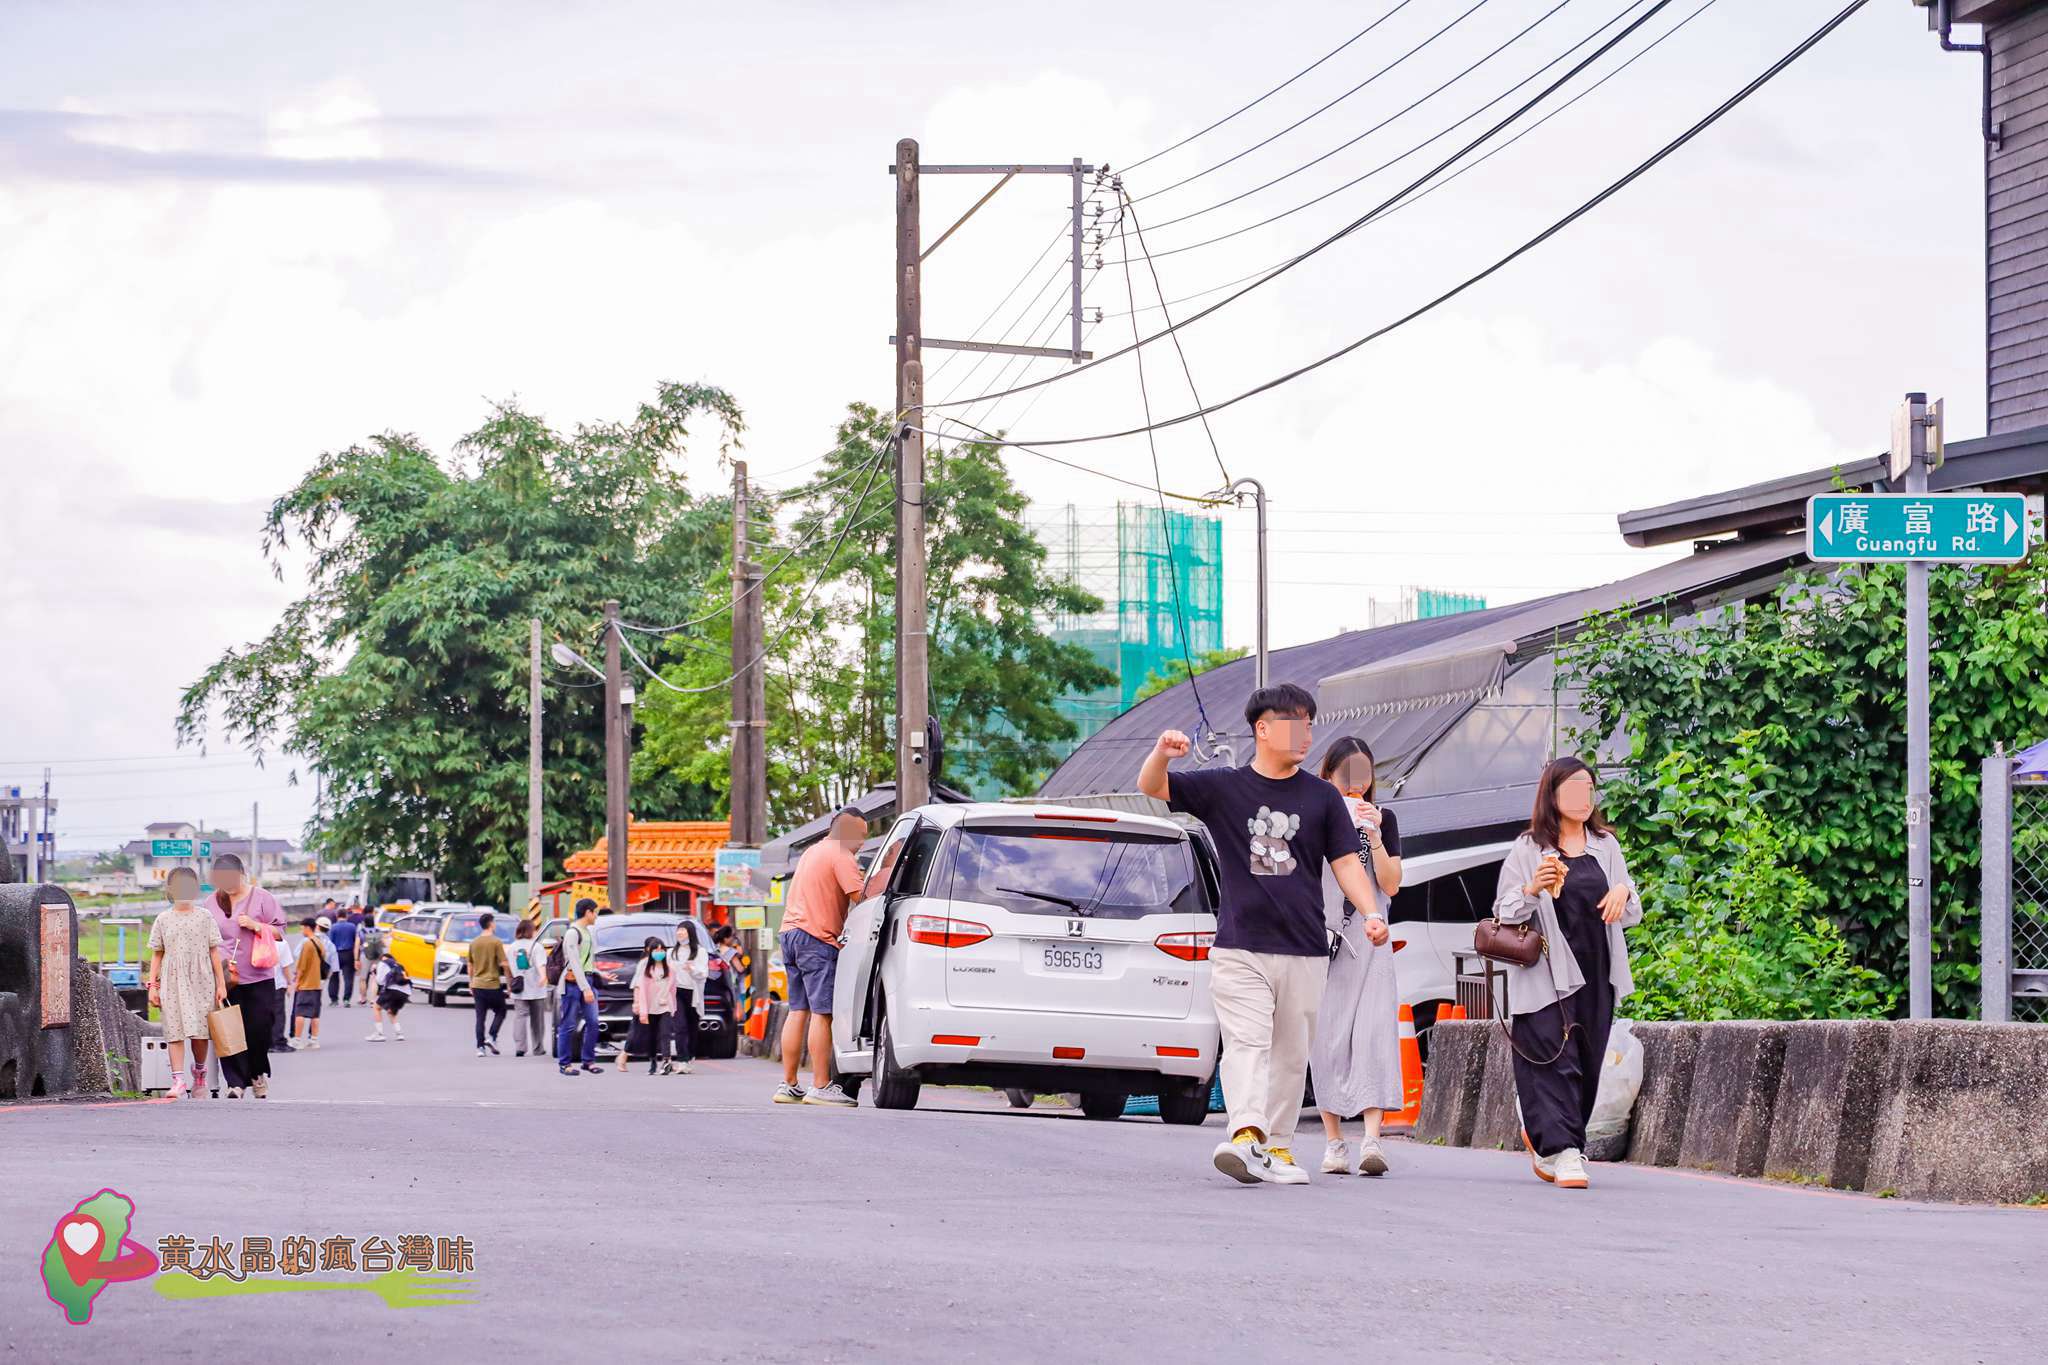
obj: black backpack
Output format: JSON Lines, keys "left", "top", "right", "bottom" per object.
{"left": 545, "top": 930, "right": 573, "bottom": 988}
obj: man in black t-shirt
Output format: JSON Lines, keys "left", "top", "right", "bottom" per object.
{"left": 1138, "top": 681, "right": 1385, "bottom": 1186}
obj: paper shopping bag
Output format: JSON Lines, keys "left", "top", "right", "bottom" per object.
{"left": 206, "top": 1002, "right": 247, "bottom": 1058}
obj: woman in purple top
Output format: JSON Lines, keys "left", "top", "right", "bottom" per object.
{"left": 206, "top": 853, "right": 285, "bottom": 1098}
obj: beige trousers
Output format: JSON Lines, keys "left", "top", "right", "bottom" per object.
{"left": 1209, "top": 947, "right": 1327, "bottom": 1147}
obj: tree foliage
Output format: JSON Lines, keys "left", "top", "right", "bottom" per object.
{"left": 1560, "top": 552, "right": 2048, "bottom": 1017}
{"left": 637, "top": 403, "right": 1115, "bottom": 823}
{"left": 178, "top": 383, "right": 745, "bottom": 903}
{"left": 1607, "top": 734, "right": 1891, "bottom": 1021}
{"left": 1134, "top": 646, "right": 1249, "bottom": 703}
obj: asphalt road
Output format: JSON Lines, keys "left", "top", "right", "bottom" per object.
{"left": 0, "top": 994, "right": 2035, "bottom": 1363}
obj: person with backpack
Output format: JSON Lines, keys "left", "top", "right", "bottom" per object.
{"left": 366, "top": 950, "right": 410, "bottom": 1041}
{"left": 290, "top": 918, "right": 326, "bottom": 1050}
{"left": 507, "top": 918, "right": 551, "bottom": 1057}
{"left": 553, "top": 899, "right": 603, "bottom": 1076}
{"left": 327, "top": 910, "right": 358, "bottom": 1007}
{"left": 356, "top": 913, "right": 384, "bottom": 1006}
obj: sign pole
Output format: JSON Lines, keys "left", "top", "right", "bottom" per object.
{"left": 1901, "top": 392, "right": 1934, "bottom": 1021}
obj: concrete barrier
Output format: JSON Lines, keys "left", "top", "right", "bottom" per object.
{"left": 1411, "top": 1013, "right": 2048, "bottom": 1204}
{"left": 1677, "top": 1021, "right": 1788, "bottom": 1178}
{"left": 1762, "top": 1020, "right": 1895, "bottom": 1191}
{"left": 1625, "top": 1022, "right": 1703, "bottom": 1166}
{"left": 0, "top": 884, "right": 80, "bottom": 1097}
{"left": 1413, "top": 1020, "right": 1487, "bottom": 1147}
{"left": 1863, "top": 1021, "right": 2048, "bottom": 1204}
{"left": 68, "top": 961, "right": 155, "bottom": 1094}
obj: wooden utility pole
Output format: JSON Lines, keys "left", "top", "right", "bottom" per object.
{"left": 895, "top": 137, "right": 932, "bottom": 812}
{"left": 528, "top": 617, "right": 544, "bottom": 894}
{"left": 730, "top": 462, "right": 769, "bottom": 1006}
{"left": 250, "top": 801, "right": 260, "bottom": 886}
{"left": 603, "top": 600, "right": 628, "bottom": 915}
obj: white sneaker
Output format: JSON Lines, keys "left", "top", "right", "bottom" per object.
{"left": 366, "top": 1032, "right": 385, "bottom": 1042}
{"left": 477, "top": 1046, "right": 488, "bottom": 1058}
{"left": 1356, "top": 1140, "right": 1390, "bottom": 1177}
{"left": 675, "top": 1061, "right": 693, "bottom": 1074}
{"left": 1264, "top": 1147, "right": 1312, "bottom": 1185}
{"left": 1212, "top": 1134, "right": 1276, "bottom": 1184}
{"left": 771, "top": 1082, "right": 805, "bottom": 1104}
{"left": 1553, "top": 1148, "right": 1590, "bottom": 1189}
{"left": 1321, "top": 1140, "right": 1352, "bottom": 1175}
{"left": 804, "top": 1083, "right": 857, "bottom": 1107}
{"left": 307, "top": 1039, "right": 321, "bottom": 1051}
{"left": 393, "top": 1030, "right": 405, "bottom": 1041}
{"left": 1523, "top": 1130, "right": 1557, "bottom": 1184}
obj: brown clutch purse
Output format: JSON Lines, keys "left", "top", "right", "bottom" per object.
{"left": 1473, "top": 916, "right": 1544, "bottom": 968}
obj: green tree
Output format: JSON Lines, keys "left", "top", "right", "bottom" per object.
{"left": 1560, "top": 551, "right": 2048, "bottom": 1017}
{"left": 636, "top": 402, "right": 1115, "bottom": 820}
{"left": 178, "top": 382, "right": 745, "bottom": 904}
{"left": 1609, "top": 733, "right": 1890, "bottom": 1021}
{"left": 1134, "top": 646, "right": 1248, "bottom": 702}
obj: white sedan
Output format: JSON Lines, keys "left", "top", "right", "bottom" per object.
{"left": 830, "top": 802, "right": 1221, "bottom": 1123}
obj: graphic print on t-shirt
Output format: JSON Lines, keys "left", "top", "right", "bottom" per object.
{"left": 1247, "top": 806, "right": 1302, "bottom": 876}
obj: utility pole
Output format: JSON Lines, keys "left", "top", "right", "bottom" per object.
{"left": 730, "top": 461, "right": 769, "bottom": 1006}
{"left": 896, "top": 137, "right": 932, "bottom": 812}
{"left": 1214, "top": 477, "right": 1270, "bottom": 689}
{"left": 603, "top": 600, "right": 628, "bottom": 916}
{"left": 250, "top": 800, "right": 260, "bottom": 887}
{"left": 887, "top": 143, "right": 1098, "bottom": 807}
{"left": 312, "top": 770, "right": 322, "bottom": 888}
{"left": 38, "top": 766, "right": 51, "bottom": 883}
{"left": 1899, "top": 392, "right": 1935, "bottom": 1019}
{"left": 528, "top": 617, "right": 544, "bottom": 894}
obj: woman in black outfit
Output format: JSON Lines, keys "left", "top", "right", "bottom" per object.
{"left": 1490, "top": 757, "right": 1642, "bottom": 1190}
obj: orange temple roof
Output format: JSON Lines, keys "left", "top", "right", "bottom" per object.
{"left": 562, "top": 819, "right": 732, "bottom": 876}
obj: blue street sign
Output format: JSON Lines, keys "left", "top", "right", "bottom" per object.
{"left": 1807, "top": 493, "right": 2030, "bottom": 564}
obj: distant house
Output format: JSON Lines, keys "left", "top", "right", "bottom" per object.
{"left": 123, "top": 822, "right": 305, "bottom": 884}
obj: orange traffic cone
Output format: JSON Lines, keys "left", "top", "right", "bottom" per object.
{"left": 1440, "top": 1003, "right": 1467, "bottom": 1021}
{"left": 1382, "top": 1003, "right": 1425, "bottom": 1131}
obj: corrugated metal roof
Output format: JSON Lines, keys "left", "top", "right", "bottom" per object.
{"left": 1035, "top": 598, "right": 1561, "bottom": 800}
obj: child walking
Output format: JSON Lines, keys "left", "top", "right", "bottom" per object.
{"left": 146, "top": 867, "right": 229, "bottom": 1100}
{"left": 366, "top": 952, "right": 411, "bottom": 1041}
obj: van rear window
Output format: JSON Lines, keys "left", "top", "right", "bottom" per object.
{"left": 941, "top": 828, "right": 1205, "bottom": 920}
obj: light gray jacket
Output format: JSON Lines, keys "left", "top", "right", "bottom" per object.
{"left": 1490, "top": 831, "right": 1642, "bottom": 1017}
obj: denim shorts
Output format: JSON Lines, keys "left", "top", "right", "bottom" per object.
{"left": 780, "top": 928, "right": 840, "bottom": 1015}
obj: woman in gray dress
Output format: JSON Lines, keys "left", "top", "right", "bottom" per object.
{"left": 1310, "top": 737, "right": 1405, "bottom": 1176}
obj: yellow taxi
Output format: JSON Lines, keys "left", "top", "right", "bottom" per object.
{"left": 382, "top": 903, "right": 466, "bottom": 990}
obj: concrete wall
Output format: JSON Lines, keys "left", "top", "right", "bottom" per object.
{"left": 1422, "top": 1018, "right": 2048, "bottom": 1205}
{"left": 0, "top": 883, "right": 160, "bottom": 1098}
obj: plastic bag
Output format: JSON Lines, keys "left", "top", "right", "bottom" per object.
{"left": 1584, "top": 1018, "right": 1644, "bottom": 1160}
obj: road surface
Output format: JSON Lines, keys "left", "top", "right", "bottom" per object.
{"left": 0, "top": 993, "right": 2034, "bottom": 1362}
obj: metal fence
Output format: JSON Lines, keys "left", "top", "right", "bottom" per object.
{"left": 1981, "top": 751, "right": 2048, "bottom": 1022}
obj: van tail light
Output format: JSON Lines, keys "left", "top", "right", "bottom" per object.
{"left": 1156, "top": 1046, "right": 1201, "bottom": 1058}
{"left": 907, "top": 915, "right": 992, "bottom": 948}
{"left": 1154, "top": 931, "right": 1214, "bottom": 962}
{"left": 931, "top": 1034, "right": 980, "bottom": 1046}
{"left": 1053, "top": 1046, "right": 1085, "bottom": 1060}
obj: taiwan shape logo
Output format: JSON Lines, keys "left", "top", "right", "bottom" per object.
{"left": 40, "top": 1189, "right": 160, "bottom": 1324}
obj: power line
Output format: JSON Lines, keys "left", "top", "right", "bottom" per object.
{"left": 623, "top": 439, "right": 893, "bottom": 696}
{"left": 1114, "top": 203, "right": 1215, "bottom": 739}
{"left": 621, "top": 445, "right": 889, "bottom": 636}
{"left": 922, "top": 0, "right": 1676, "bottom": 414}
{"left": 1100, "top": 0, "right": 1711, "bottom": 308}
{"left": 924, "top": 414, "right": 1224, "bottom": 505}
{"left": 1128, "top": 0, "right": 1496, "bottom": 208}
{"left": 1107, "top": 0, "right": 1612, "bottom": 258}
{"left": 1119, "top": 187, "right": 1231, "bottom": 489}
{"left": 1122, "top": 0, "right": 1422, "bottom": 175}
{"left": 929, "top": 0, "right": 1859, "bottom": 447}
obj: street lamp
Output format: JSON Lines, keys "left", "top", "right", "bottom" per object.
{"left": 551, "top": 641, "right": 601, "bottom": 677}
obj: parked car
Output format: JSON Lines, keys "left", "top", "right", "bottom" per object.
{"left": 427, "top": 905, "right": 506, "bottom": 1006}
{"left": 383, "top": 903, "right": 467, "bottom": 991}
{"left": 536, "top": 912, "right": 737, "bottom": 1058}
{"left": 829, "top": 802, "right": 1222, "bottom": 1123}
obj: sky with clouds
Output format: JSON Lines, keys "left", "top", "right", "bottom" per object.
{"left": 0, "top": 0, "right": 1987, "bottom": 855}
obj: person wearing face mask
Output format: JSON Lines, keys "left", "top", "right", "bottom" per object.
{"left": 1137, "top": 682, "right": 1382, "bottom": 1187}
{"left": 1309, "top": 736, "right": 1404, "bottom": 1178}
{"left": 626, "top": 936, "right": 681, "bottom": 1076}
{"left": 206, "top": 852, "right": 286, "bottom": 1099}
{"left": 1491, "top": 756, "right": 1644, "bottom": 1191}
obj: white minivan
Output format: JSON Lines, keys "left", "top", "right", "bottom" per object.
{"left": 830, "top": 803, "right": 1222, "bottom": 1122}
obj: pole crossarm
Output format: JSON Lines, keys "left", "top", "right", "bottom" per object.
{"left": 906, "top": 163, "right": 1097, "bottom": 175}
{"left": 891, "top": 335, "right": 1093, "bottom": 360}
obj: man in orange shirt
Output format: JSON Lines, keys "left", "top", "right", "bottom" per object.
{"left": 774, "top": 807, "right": 870, "bottom": 1106}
